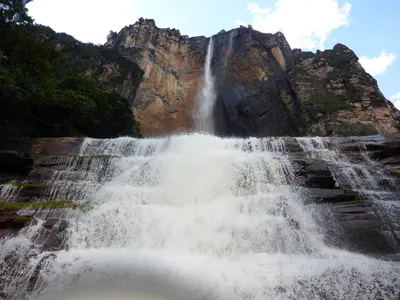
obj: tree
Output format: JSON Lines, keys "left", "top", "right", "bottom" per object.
{"left": 0, "top": 0, "right": 33, "bottom": 25}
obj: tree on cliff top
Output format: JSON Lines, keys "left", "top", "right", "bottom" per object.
{"left": 0, "top": 0, "right": 142, "bottom": 138}
{"left": 0, "top": 0, "right": 33, "bottom": 25}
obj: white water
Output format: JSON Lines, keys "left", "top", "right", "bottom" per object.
{"left": 296, "top": 136, "right": 400, "bottom": 245}
{"left": 1, "top": 134, "right": 400, "bottom": 299}
{"left": 194, "top": 38, "right": 216, "bottom": 133}
{"left": 223, "top": 30, "right": 236, "bottom": 69}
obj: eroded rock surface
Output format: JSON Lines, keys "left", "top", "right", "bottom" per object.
{"left": 103, "top": 18, "right": 400, "bottom": 137}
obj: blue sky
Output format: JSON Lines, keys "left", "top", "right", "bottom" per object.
{"left": 28, "top": 0, "right": 400, "bottom": 108}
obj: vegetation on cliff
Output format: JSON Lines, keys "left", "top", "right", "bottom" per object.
{"left": 0, "top": 0, "right": 142, "bottom": 139}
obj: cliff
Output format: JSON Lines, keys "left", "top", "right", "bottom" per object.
{"left": 35, "top": 25, "right": 144, "bottom": 106}
{"left": 105, "top": 18, "right": 400, "bottom": 137}
{"left": 0, "top": 24, "right": 143, "bottom": 140}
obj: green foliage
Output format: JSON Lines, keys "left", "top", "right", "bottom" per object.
{"left": 34, "top": 25, "right": 143, "bottom": 97}
{"left": 303, "top": 94, "right": 352, "bottom": 115}
{"left": 0, "top": 0, "right": 33, "bottom": 25}
{"left": 0, "top": 23, "right": 142, "bottom": 138}
{"left": 302, "top": 94, "right": 353, "bottom": 123}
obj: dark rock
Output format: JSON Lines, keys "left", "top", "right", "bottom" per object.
{"left": 43, "top": 218, "right": 59, "bottom": 228}
{"left": 37, "top": 219, "right": 69, "bottom": 252}
{"left": 305, "top": 161, "right": 329, "bottom": 173}
{"left": 304, "top": 176, "right": 337, "bottom": 189}
{"left": 0, "top": 212, "right": 33, "bottom": 229}
{"left": 41, "top": 231, "right": 64, "bottom": 251}
{"left": 304, "top": 188, "right": 360, "bottom": 204}
{"left": 0, "top": 151, "right": 33, "bottom": 175}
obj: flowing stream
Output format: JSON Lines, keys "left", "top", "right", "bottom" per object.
{"left": 1, "top": 134, "right": 399, "bottom": 299}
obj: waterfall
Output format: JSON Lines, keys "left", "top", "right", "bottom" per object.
{"left": 224, "top": 29, "right": 236, "bottom": 69}
{"left": 194, "top": 38, "right": 216, "bottom": 133}
{"left": 1, "top": 134, "right": 399, "bottom": 300}
{"left": 296, "top": 137, "right": 400, "bottom": 248}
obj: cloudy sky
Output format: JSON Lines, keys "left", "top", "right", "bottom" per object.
{"left": 28, "top": 0, "right": 400, "bottom": 108}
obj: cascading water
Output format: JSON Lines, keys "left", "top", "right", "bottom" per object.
{"left": 223, "top": 30, "right": 236, "bottom": 69}
{"left": 194, "top": 38, "right": 216, "bottom": 133}
{"left": 1, "top": 134, "right": 399, "bottom": 300}
{"left": 296, "top": 137, "right": 400, "bottom": 248}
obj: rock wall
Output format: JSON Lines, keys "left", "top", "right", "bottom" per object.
{"left": 105, "top": 19, "right": 400, "bottom": 137}
{"left": 36, "top": 25, "right": 144, "bottom": 107}
{"left": 293, "top": 45, "right": 400, "bottom": 136}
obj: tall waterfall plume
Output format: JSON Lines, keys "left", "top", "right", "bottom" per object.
{"left": 194, "top": 37, "right": 216, "bottom": 133}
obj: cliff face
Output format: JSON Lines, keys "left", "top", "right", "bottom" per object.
{"left": 36, "top": 25, "right": 144, "bottom": 107}
{"left": 105, "top": 18, "right": 400, "bottom": 137}
{"left": 293, "top": 45, "right": 400, "bottom": 136}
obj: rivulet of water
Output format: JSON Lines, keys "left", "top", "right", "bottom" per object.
{"left": 1, "top": 134, "right": 399, "bottom": 300}
{"left": 223, "top": 29, "right": 236, "bottom": 69}
{"left": 194, "top": 38, "right": 216, "bottom": 133}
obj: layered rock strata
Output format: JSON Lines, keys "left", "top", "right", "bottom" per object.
{"left": 104, "top": 18, "right": 400, "bottom": 137}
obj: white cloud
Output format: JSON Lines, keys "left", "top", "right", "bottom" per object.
{"left": 247, "top": 3, "right": 271, "bottom": 14}
{"left": 236, "top": 20, "right": 247, "bottom": 27}
{"left": 27, "top": 0, "right": 141, "bottom": 44}
{"left": 359, "top": 52, "right": 397, "bottom": 76}
{"left": 237, "top": 0, "right": 351, "bottom": 50}
{"left": 391, "top": 92, "right": 400, "bottom": 109}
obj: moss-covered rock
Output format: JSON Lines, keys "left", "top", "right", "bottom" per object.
{"left": 0, "top": 200, "right": 86, "bottom": 211}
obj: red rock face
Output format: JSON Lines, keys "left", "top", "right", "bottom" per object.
{"left": 106, "top": 19, "right": 400, "bottom": 137}
{"left": 105, "top": 19, "right": 206, "bottom": 136}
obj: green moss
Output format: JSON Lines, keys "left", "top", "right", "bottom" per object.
{"left": 323, "top": 141, "right": 336, "bottom": 149}
{"left": 0, "top": 200, "right": 86, "bottom": 210}
{"left": 13, "top": 215, "right": 34, "bottom": 221}
{"left": 303, "top": 93, "right": 352, "bottom": 115}
{"left": 388, "top": 169, "right": 400, "bottom": 176}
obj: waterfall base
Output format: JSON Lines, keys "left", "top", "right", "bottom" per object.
{"left": 1, "top": 133, "right": 400, "bottom": 299}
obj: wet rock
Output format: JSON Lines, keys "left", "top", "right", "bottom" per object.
{"left": 342, "top": 228, "right": 398, "bottom": 255}
{"left": 0, "top": 212, "right": 33, "bottom": 229}
{"left": 304, "top": 188, "right": 360, "bottom": 204}
{"left": 305, "top": 161, "right": 330, "bottom": 173}
{"left": 43, "top": 219, "right": 59, "bottom": 228}
{"left": 36, "top": 220, "right": 69, "bottom": 252}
